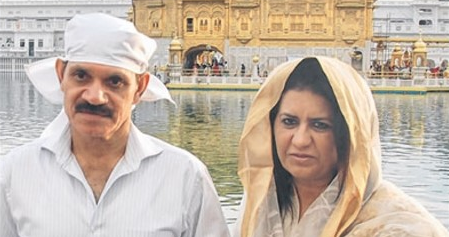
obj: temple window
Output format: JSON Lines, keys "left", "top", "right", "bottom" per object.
{"left": 186, "top": 18, "right": 194, "bottom": 32}
{"left": 152, "top": 21, "right": 159, "bottom": 29}
{"left": 419, "top": 19, "right": 432, "bottom": 26}
{"left": 418, "top": 9, "right": 432, "bottom": 13}
{"left": 200, "top": 19, "right": 208, "bottom": 31}
{"left": 214, "top": 19, "right": 222, "bottom": 32}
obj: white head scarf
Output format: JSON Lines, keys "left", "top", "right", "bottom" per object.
{"left": 24, "top": 13, "right": 175, "bottom": 137}
{"left": 25, "top": 12, "right": 174, "bottom": 105}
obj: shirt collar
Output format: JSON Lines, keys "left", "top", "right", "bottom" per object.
{"left": 41, "top": 123, "right": 163, "bottom": 169}
{"left": 41, "top": 122, "right": 72, "bottom": 166}
{"left": 122, "top": 124, "right": 163, "bottom": 170}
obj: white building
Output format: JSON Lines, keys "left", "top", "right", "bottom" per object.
{"left": 372, "top": 0, "right": 449, "bottom": 67}
{"left": 0, "top": 0, "right": 131, "bottom": 58}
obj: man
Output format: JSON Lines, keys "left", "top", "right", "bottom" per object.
{"left": 0, "top": 13, "right": 230, "bottom": 237}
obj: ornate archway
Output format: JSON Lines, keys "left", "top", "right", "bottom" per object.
{"left": 183, "top": 44, "right": 223, "bottom": 70}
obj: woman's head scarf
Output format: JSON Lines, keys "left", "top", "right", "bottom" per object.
{"left": 237, "top": 56, "right": 381, "bottom": 237}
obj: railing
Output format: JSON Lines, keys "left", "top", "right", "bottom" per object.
{"left": 2, "top": 57, "right": 447, "bottom": 88}
{"left": 363, "top": 69, "right": 449, "bottom": 87}
{"left": 366, "top": 77, "right": 449, "bottom": 87}
{"left": 157, "top": 68, "right": 259, "bottom": 78}
{"left": 169, "top": 75, "right": 265, "bottom": 85}
{"left": 159, "top": 67, "right": 268, "bottom": 85}
{"left": 0, "top": 57, "right": 43, "bottom": 73}
{"left": 365, "top": 71, "right": 447, "bottom": 80}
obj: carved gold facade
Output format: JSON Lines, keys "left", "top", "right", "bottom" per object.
{"left": 131, "top": 0, "right": 375, "bottom": 72}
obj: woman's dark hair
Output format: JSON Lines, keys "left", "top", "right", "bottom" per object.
{"left": 269, "top": 58, "right": 350, "bottom": 219}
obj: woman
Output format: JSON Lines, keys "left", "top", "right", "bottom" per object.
{"left": 233, "top": 57, "right": 448, "bottom": 237}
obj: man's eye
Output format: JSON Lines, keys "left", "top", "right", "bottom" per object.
{"left": 108, "top": 76, "right": 124, "bottom": 87}
{"left": 74, "top": 71, "right": 87, "bottom": 81}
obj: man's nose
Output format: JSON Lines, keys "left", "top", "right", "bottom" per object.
{"left": 82, "top": 81, "right": 108, "bottom": 105}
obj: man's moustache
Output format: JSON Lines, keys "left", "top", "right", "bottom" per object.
{"left": 75, "top": 103, "right": 113, "bottom": 117}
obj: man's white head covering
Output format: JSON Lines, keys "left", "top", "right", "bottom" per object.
{"left": 24, "top": 12, "right": 174, "bottom": 105}
{"left": 23, "top": 13, "right": 175, "bottom": 137}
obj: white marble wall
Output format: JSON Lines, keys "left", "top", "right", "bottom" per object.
{"left": 0, "top": 0, "right": 131, "bottom": 58}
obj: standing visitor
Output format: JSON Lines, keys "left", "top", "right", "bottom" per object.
{"left": 223, "top": 61, "right": 229, "bottom": 76}
{"left": 233, "top": 57, "right": 449, "bottom": 237}
{"left": 0, "top": 13, "right": 230, "bottom": 237}
{"left": 241, "top": 63, "right": 246, "bottom": 77}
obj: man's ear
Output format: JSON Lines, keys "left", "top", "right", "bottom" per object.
{"left": 55, "top": 58, "right": 66, "bottom": 84}
{"left": 134, "top": 72, "right": 150, "bottom": 104}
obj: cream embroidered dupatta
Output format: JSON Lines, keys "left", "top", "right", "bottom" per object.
{"left": 236, "top": 56, "right": 383, "bottom": 237}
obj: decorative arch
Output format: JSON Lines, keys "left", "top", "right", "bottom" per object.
{"left": 212, "top": 6, "right": 224, "bottom": 16}
{"left": 198, "top": 10, "right": 210, "bottom": 18}
{"left": 184, "top": 10, "right": 195, "bottom": 18}
{"left": 184, "top": 45, "right": 223, "bottom": 70}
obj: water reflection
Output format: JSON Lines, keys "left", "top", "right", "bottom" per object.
{"left": 132, "top": 90, "right": 252, "bottom": 222}
{"left": 0, "top": 76, "right": 448, "bottom": 228}
{"left": 375, "top": 93, "right": 449, "bottom": 227}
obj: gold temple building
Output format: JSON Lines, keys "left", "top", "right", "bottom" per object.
{"left": 130, "top": 0, "right": 375, "bottom": 74}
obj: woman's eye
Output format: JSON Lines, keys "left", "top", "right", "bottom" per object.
{"left": 313, "top": 121, "right": 332, "bottom": 131}
{"left": 281, "top": 118, "right": 297, "bottom": 126}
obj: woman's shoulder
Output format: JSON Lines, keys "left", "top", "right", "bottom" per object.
{"left": 345, "top": 180, "right": 449, "bottom": 236}
{"left": 362, "top": 180, "right": 431, "bottom": 215}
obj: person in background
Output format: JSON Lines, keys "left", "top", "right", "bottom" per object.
{"left": 241, "top": 63, "right": 246, "bottom": 77}
{"left": 0, "top": 13, "right": 229, "bottom": 237}
{"left": 233, "top": 57, "right": 449, "bottom": 237}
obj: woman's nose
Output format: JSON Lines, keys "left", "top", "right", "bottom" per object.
{"left": 291, "top": 126, "right": 312, "bottom": 147}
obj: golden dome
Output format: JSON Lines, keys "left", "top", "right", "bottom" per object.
{"left": 393, "top": 44, "right": 401, "bottom": 51}
{"left": 413, "top": 37, "right": 427, "bottom": 53}
{"left": 252, "top": 55, "right": 260, "bottom": 63}
{"left": 169, "top": 36, "right": 183, "bottom": 50}
{"left": 392, "top": 44, "right": 402, "bottom": 55}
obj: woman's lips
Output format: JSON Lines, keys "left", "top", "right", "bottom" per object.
{"left": 288, "top": 153, "right": 315, "bottom": 163}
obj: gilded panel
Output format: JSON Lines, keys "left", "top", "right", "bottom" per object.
{"left": 289, "top": 3, "right": 307, "bottom": 14}
{"left": 134, "top": 0, "right": 374, "bottom": 58}
{"left": 269, "top": 3, "right": 284, "bottom": 12}
{"left": 310, "top": 3, "right": 326, "bottom": 15}
{"left": 345, "top": 10, "right": 357, "bottom": 19}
